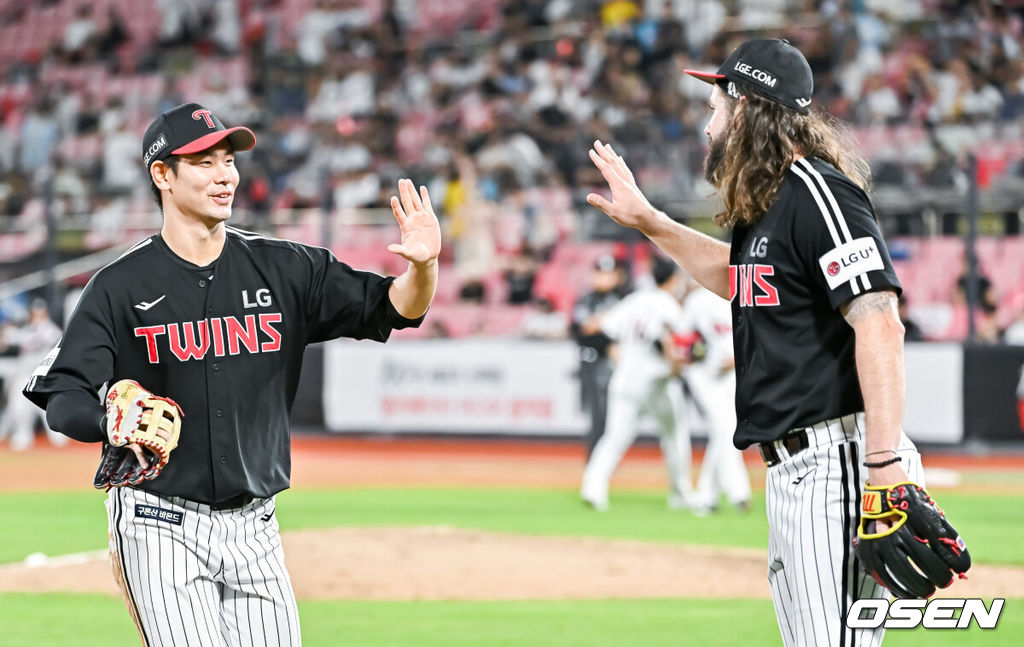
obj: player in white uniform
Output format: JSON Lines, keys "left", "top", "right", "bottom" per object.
{"left": 680, "top": 285, "right": 751, "bottom": 514}
{"left": 0, "top": 300, "right": 65, "bottom": 451}
{"left": 580, "top": 257, "right": 694, "bottom": 511}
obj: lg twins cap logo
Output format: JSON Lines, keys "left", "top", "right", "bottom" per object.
{"left": 144, "top": 134, "right": 168, "bottom": 165}
{"left": 192, "top": 109, "right": 215, "bottom": 128}
{"left": 818, "top": 237, "right": 884, "bottom": 290}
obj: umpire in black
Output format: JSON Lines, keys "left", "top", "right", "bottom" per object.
{"left": 571, "top": 254, "right": 626, "bottom": 458}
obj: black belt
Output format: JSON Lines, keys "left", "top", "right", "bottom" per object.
{"left": 210, "top": 493, "right": 255, "bottom": 510}
{"left": 758, "top": 429, "right": 810, "bottom": 467}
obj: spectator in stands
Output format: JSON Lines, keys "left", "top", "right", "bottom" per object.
{"left": 504, "top": 247, "right": 538, "bottom": 305}
{"left": 209, "top": 0, "right": 242, "bottom": 56}
{"left": 960, "top": 63, "right": 1005, "bottom": 122}
{"left": 157, "top": 0, "right": 202, "bottom": 48}
{"left": 448, "top": 157, "right": 496, "bottom": 303}
{"left": 73, "top": 90, "right": 102, "bottom": 135}
{"left": 96, "top": 5, "right": 129, "bottom": 63}
{"left": 62, "top": 4, "right": 97, "bottom": 63}
{"left": 0, "top": 172, "right": 29, "bottom": 226}
{"left": 101, "top": 117, "right": 140, "bottom": 194}
{"left": 956, "top": 257, "right": 998, "bottom": 312}
{"left": 18, "top": 98, "right": 59, "bottom": 175}
{"left": 51, "top": 155, "right": 90, "bottom": 216}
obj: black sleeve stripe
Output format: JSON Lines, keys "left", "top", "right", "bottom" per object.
{"left": 790, "top": 158, "right": 870, "bottom": 295}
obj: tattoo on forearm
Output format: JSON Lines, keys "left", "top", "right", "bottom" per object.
{"left": 841, "top": 291, "right": 897, "bottom": 324}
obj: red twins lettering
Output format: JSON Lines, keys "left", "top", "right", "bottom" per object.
{"left": 192, "top": 109, "right": 215, "bottom": 128}
{"left": 224, "top": 315, "right": 260, "bottom": 354}
{"left": 168, "top": 321, "right": 211, "bottom": 361}
{"left": 133, "top": 314, "right": 283, "bottom": 363}
{"left": 729, "top": 264, "right": 781, "bottom": 307}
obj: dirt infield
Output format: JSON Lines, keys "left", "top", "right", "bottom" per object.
{"left": 2, "top": 525, "right": 1023, "bottom": 600}
{"left": 1, "top": 436, "right": 1023, "bottom": 600}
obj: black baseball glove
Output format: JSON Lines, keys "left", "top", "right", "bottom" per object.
{"left": 852, "top": 481, "right": 971, "bottom": 599}
{"left": 93, "top": 443, "right": 151, "bottom": 489}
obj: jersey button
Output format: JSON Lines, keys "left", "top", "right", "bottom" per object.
{"left": 199, "top": 280, "right": 206, "bottom": 287}
{"left": 216, "top": 409, "right": 224, "bottom": 417}
{"left": 212, "top": 362, "right": 220, "bottom": 371}
{"left": 219, "top": 456, "right": 228, "bottom": 465}
{"left": 737, "top": 315, "right": 744, "bottom": 324}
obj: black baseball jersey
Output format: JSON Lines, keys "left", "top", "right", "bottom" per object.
{"left": 571, "top": 289, "right": 622, "bottom": 359}
{"left": 729, "top": 156, "right": 900, "bottom": 449}
{"left": 25, "top": 226, "right": 422, "bottom": 503}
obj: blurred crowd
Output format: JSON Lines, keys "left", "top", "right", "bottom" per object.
{"left": 0, "top": 0, "right": 1022, "bottom": 342}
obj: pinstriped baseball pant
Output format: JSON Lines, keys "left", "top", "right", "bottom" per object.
{"left": 106, "top": 487, "right": 301, "bottom": 647}
{"left": 765, "top": 412, "right": 924, "bottom": 647}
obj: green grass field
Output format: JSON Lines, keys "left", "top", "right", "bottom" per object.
{"left": 0, "top": 486, "right": 1021, "bottom": 646}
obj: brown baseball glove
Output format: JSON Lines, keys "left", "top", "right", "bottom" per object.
{"left": 94, "top": 379, "right": 183, "bottom": 489}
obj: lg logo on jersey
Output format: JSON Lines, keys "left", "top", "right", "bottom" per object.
{"left": 749, "top": 237, "right": 768, "bottom": 258}
{"left": 847, "top": 598, "right": 1004, "bottom": 630}
{"left": 243, "top": 289, "right": 272, "bottom": 308}
{"left": 729, "top": 264, "right": 780, "bottom": 307}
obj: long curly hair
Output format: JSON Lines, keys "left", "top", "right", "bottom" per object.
{"left": 708, "top": 82, "right": 872, "bottom": 228}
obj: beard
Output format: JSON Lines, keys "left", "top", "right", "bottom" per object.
{"left": 703, "top": 134, "right": 727, "bottom": 186}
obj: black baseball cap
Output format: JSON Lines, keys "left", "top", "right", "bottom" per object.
{"left": 684, "top": 38, "right": 813, "bottom": 114}
{"left": 142, "top": 103, "right": 256, "bottom": 168}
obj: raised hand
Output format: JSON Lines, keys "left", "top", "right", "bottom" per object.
{"left": 389, "top": 179, "right": 442, "bottom": 265}
{"left": 586, "top": 140, "right": 658, "bottom": 230}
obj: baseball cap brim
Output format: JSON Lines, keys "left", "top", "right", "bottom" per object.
{"left": 683, "top": 69, "right": 725, "bottom": 85}
{"left": 172, "top": 126, "right": 256, "bottom": 156}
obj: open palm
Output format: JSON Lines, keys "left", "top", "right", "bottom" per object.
{"left": 586, "top": 140, "right": 656, "bottom": 230}
{"left": 389, "top": 179, "right": 442, "bottom": 265}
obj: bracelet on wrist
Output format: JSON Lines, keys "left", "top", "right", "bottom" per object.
{"left": 863, "top": 456, "right": 902, "bottom": 468}
{"left": 865, "top": 449, "right": 898, "bottom": 457}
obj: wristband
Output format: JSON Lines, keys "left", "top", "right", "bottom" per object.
{"left": 863, "top": 456, "right": 902, "bottom": 468}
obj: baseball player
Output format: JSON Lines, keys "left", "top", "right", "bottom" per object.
{"left": 570, "top": 254, "right": 626, "bottom": 459}
{"left": 580, "top": 256, "right": 694, "bottom": 511}
{"left": 0, "top": 299, "right": 65, "bottom": 450}
{"left": 586, "top": 39, "right": 969, "bottom": 647}
{"left": 679, "top": 284, "right": 750, "bottom": 514}
{"left": 23, "top": 102, "right": 440, "bottom": 646}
